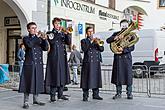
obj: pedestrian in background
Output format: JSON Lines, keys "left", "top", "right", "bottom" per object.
{"left": 18, "top": 22, "right": 49, "bottom": 109}
{"left": 68, "top": 44, "right": 82, "bottom": 85}
{"left": 17, "top": 43, "right": 25, "bottom": 76}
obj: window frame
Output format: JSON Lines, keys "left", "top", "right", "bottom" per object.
{"left": 158, "top": 0, "right": 165, "bottom": 8}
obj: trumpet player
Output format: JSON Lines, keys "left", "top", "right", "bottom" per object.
{"left": 18, "top": 22, "right": 49, "bottom": 109}
{"left": 80, "top": 26, "right": 104, "bottom": 101}
{"left": 45, "top": 17, "right": 71, "bottom": 102}
{"left": 106, "top": 19, "right": 135, "bottom": 100}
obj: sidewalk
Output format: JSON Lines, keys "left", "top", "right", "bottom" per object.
{"left": 0, "top": 88, "right": 165, "bottom": 110}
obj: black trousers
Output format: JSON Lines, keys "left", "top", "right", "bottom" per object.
{"left": 50, "top": 85, "right": 64, "bottom": 98}
{"left": 116, "top": 85, "right": 132, "bottom": 95}
{"left": 82, "top": 88, "right": 100, "bottom": 98}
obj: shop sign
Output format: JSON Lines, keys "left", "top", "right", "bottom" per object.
{"left": 4, "top": 16, "right": 20, "bottom": 26}
{"left": 98, "top": 10, "right": 119, "bottom": 20}
{"left": 55, "top": 0, "right": 95, "bottom": 14}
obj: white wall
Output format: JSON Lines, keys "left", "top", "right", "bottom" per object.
{"left": 95, "top": 0, "right": 109, "bottom": 7}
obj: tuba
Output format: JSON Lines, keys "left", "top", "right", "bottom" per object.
{"left": 110, "top": 22, "right": 139, "bottom": 54}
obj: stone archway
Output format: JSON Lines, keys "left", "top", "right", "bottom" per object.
{"left": 0, "top": 0, "right": 29, "bottom": 64}
{"left": 3, "top": 0, "right": 29, "bottom": 35}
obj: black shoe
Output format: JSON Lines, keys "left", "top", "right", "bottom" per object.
{"left": 127, "top": 94, "right": 133, "bottom": 99}
{"left": 63, "top": 87, "right": 68, "bottom": 91}
{"left": 73, "top": 82, "right": 79, "bottom": 85}
{"left": 58, "top": 95, "right": 69, "bottom": 100}
{"left": 50, "top": 96, "right": 56, "bottom": 102}
{"left": 33, "top": 101, "right": 45, "bottom": 106}
{"left": 83, "top": 97, "right": 88, "bottom": 101}
{"left": 93, "top": 96, "right": 103, "bottom": 100}
{"left": 23, "top": 103, "right": 29, "bottom": 109}
{"left": 112, "top": 94, "right": 122, "bottom": 100}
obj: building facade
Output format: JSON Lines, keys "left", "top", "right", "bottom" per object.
{"left": 116, "top": 0, "right": 165, "bottom": 29}
{"left": 48, "top": 0, "right": 122, "bottom": 51}
{"left": 0, "top": 0, "right": 47, "bottom": 64}
{"left": 1, "top": 0, "right": 165, "bottom": 65}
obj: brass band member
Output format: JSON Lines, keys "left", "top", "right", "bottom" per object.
{"left": 106, "top": 19, "right": 134, "bottom": 100}
{"left": 80, "top": 27, "right": 104, "bottom": 101}
{"left": 45, "top": 17, "right": 71, "bottom": 102}
{"left": 19, "top": 22, "right": 49, "bottom": 109}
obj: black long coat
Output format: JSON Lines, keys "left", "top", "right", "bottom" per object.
{"left": 45, "top": 29, "right": 71, "bottom": 87}
{"left": 19, "top": 35, "right": 48, "bottom": 94}
{"left": 106, "top": 32, "right": 134, "bottom": 85}
{"left": 80, "top": 37, "right": 104, "bottom": 89}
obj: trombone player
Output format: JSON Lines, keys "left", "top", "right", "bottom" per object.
{"left": 80, "top": 26, "right": 104, "bottom": 101}
{"left": 45, "top": 17, "right": 71, "bottom": 102}
{"left": 106, "top": 19, "right": 135, "bottom": 100}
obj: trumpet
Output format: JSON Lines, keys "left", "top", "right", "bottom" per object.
{"left": 92, "top": 37, "right": 104, "bottom": 46}
{"left": 37, "top": 31, "right": 48, "bottom": 39}
{"left": 61, "top": 27, "right": 73, "bottom": 34}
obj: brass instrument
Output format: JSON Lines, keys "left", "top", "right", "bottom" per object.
{"left": 110, "top": 22, "right": 139, "bottom": 54}
{"left": 93, "top": 37, "right": 104, "bottom": 46}
{"left": 61, "top": 27, "right": 73, "bottom": 34}
{"left": 37, "top": 31, "right": 48, "bottom": 39}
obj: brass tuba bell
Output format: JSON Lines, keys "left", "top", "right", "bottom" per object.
{"left": 110, "top": 22, "right": 139, "bottom": 54}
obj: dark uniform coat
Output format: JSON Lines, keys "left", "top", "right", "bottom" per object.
{"left": 80, "top": 37, "right": 104, "bottom": 89}
{"left": 106, "top": 31, "right": 134, "bottom": 85}
{"left": 45, "top": 29, "right": 71, "bottom": 87}
{"left": 19, "top": 35, "right": 49, "bottom": 94}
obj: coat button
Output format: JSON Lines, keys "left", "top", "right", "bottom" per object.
{"left": 35, "top": 53, "right": 37, "bottom": 54}
{"left": 34, "top": 48, "right": 36, "bottom": 50}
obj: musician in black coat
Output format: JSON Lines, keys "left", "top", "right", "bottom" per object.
{"left": 106, "top": 19, "right": 134, "bottom": 100}
{"left": 45, "top": 17, "right": 71, "bottom": 102}
{"left": 19, "top": 22, "right": 49, "bottom": 109}
{"left": 80, "top": 27, "right": 104, "bottom": 101}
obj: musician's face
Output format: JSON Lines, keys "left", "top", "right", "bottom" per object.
{"left": 86, "top": 28, "right": 94, "bottom": 37}
{"left": 28, "top": 25, "right": 37, "bottom": 35}
{"left": 120, "top": 22, "right": 129, "bottom": 29}
{"left": 53, "top": 21, "right": 61, "bottom": 31}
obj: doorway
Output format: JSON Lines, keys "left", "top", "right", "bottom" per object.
{"left": 7, "top": 28, "right": 22, "bottom": 65}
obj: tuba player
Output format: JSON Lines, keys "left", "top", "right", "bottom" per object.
{"left": 106, "top": 19, "right": 135, "bottom": 100}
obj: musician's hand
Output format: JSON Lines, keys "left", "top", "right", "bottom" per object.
{"left": 118, "top": 35, "right": 124, "bottom": 39}
{"left": 117, "top": 47, "right": 123, "bottom": 52}
{"left": 114, "top": 36, "right": 119, "bottom": 40}
{"left": 114, "top": 35, "right": 124, "bottom": 40}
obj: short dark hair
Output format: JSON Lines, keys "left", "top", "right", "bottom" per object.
{"left": 120, "top": 19, "right": 129, "bottom": 26}
{"left": 26, "top": 22, "right": 37, "bottom": 29}
{"left": 52, "top": 17, "right": 61, "bottom": 24}
{"left": 19, "top": 43, "right": 24, "bottom": 48}
{"left": 85, "top": 27, "right": 93, "bottom": 33}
